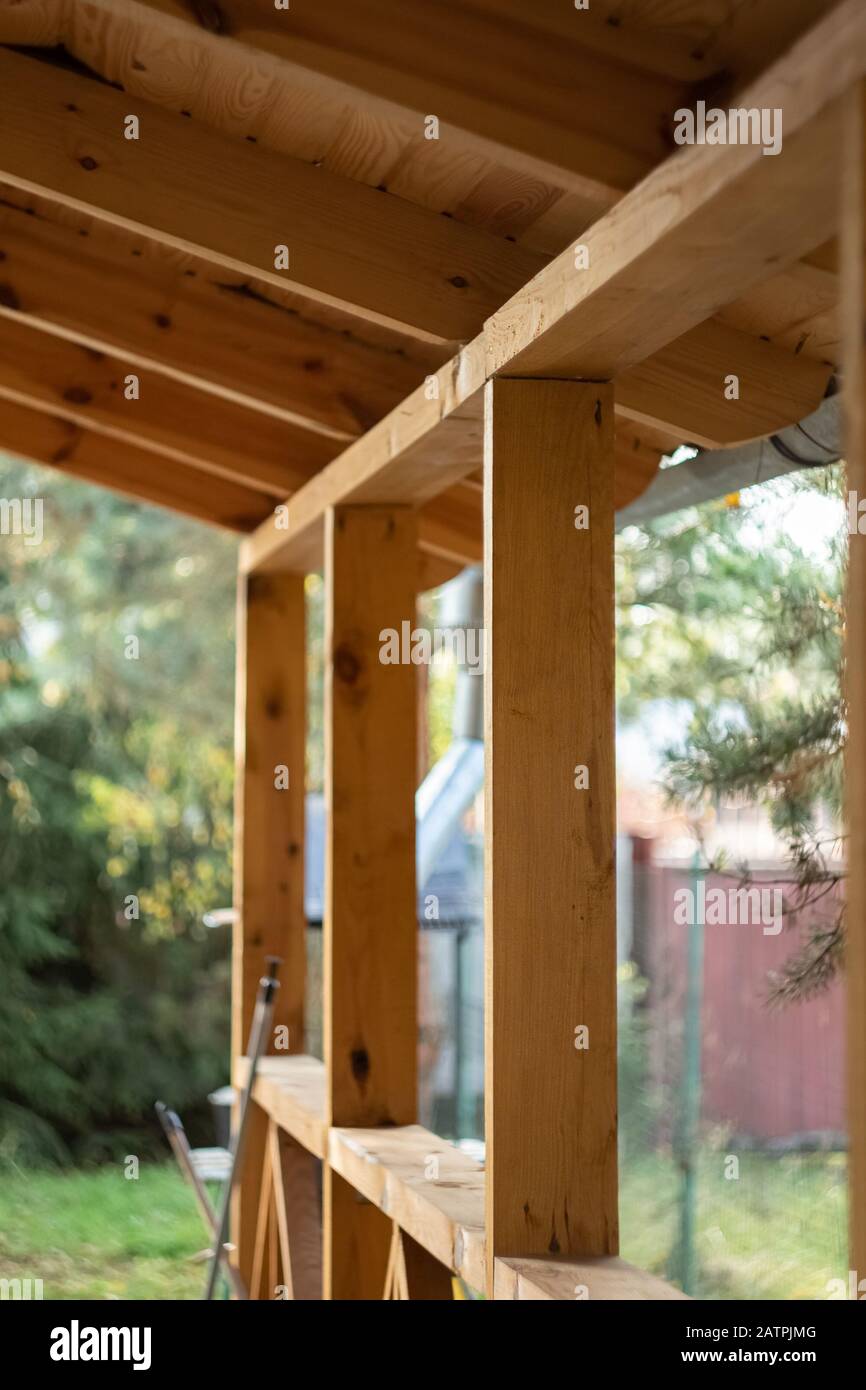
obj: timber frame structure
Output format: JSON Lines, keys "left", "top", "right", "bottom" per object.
{"left": 1, "top": 0, "right": 865, "bottom": 1299}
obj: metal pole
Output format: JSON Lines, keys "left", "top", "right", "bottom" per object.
{"left": 156, "top": 1102, "right": 247, "bottom": 1299}
{"left": 204, "top": 956, "right": 281, "bottom": 1301}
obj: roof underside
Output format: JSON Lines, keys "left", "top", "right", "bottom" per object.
{"left": 0, "top": 0, "right": 848, "bottom": 586}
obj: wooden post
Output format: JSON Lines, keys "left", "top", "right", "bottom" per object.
{"left": 232, "top": 571, "right": 306, "bottom": 1293}
{"left": 270, "top": 1125, "right": 322, "bottom": 1299}
{"left": 483, "top": 379, "right": 618, "bottom": 1294}
{"left": 322, "top": 506, "right": 418, "bottom": 1297}
{"left": 842, "top": 81, "right": 866, "bottom": 1284}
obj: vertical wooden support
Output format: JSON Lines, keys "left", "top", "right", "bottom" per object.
{"left": 842, "top": 82, "right": 866, "bottom": 1283}
{"left": 483, "top": 379, "right": 618, "bottom": 1294}
{"left": 250, "top": 1139, "right": 273, "bottom": 1300}
{"left": 232, "top": 571, "right": 306, "bottom": 1293}
{"left": 325, "top": 1168, "right": 393, "bottom": 1299}
{"left": 383, "top": 1225, "right": 454, "bottom": 1300}
{"left": 322, "top": 505, "right": 418, "bottom": 1297}
{"left": 270, "top": 1125, "right": 322, "bottom": 1299}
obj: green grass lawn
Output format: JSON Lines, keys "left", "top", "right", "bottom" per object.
{"left": 620, "top": 1150, "right": 848, "bottom": 1300}
{"left": 0, "top": 1151, "right": 849, "bottom": 1300}
{"left": 0, "top": 1163, "right": 210, "bottom": 1300}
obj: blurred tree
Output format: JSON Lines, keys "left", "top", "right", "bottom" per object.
{"left": 616, "top": 466, "right": 844, "bottom": 1002}
{"left": 0, "top": 458, "right": 237, "bottom": 1163}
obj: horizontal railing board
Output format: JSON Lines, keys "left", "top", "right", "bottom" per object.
{"left": 239, "top": 1055, "right": 686, "bottom": 1300}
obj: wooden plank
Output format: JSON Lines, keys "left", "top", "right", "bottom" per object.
{"left": 219, "top": 1079, "right": 688, "bottom": 1300}
{"left": 618, "top": 322, "right": 833, "bottom": 449}
{"left": 323, "top": 505, "right": 418, "bottom": 1297}
{"left": 323, "top": 508, "right": 417, "bottom": 1128}
{"left": 0, "top": 314, "right": 335, "bottom": 494}
{"left": 232, "top": 574, "right": 306, "bottom": 1058}
{"left": 323, "top": 1167, "right": 393, "bottom": 1301}
{"left": 494, "top": 1255, "right": 689, "bottom": 1301}
{"left": 400, "top": 1231, "right": 454, "bottom": 1300}
{"left": 232, "top": 1055, "right": 327, "bottom": 1162}
{"left": 841, "top": 79, "right": 866, "bottom": 1288}
{"left": 4, "top": 0, "right": 688, "bottom": 207}
{"left": 0, "top": 395, "right": 273, "bottom": 530}
{"left": 249, "top": 1135, "right": 275, "bottom": 1301}
{"left": 485, "top": 0, "right": 865, "bottom": 379}
{"left": 231, "top": 572, "right": 306, "bottom": 1286}
{"left": 242, "top": 313, "right": 834, "bottom": 571}
{"left": 0, "top": 193, "right": 445, "bottom": 440}
{"left": 328, "top": 1125, "right": 485, "bottom": 1293}
{"left": 383, "top": 1227, "right": 453, "bottom": 1300}
{"left": 0, "top": 47, "right": 543, "bottom": 343}
{"left": 241, "top": 340, "right": 487, "bottom": 573}
{"left": 269, "top": 1124, "right": 322, "bottom": 1300}
{"left": 484, "top": 380, "right": 617, "bottom": 1293}
{"left": 382, "top": 1223, "right": 404, "bottom": 1300}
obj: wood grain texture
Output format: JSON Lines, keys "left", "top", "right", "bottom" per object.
{"left": 0, "top": 394, "right": 273, "bottom": 530}
{"left": 323, "top": 1166, "right": 392, "bottom": 1301}
{"left": 233, "top": 1054, "right": 327, "bottom": 1160}
{"left": 485, "top": 0, "right": 864, "bottom": 379}
{"left": 324, "top": 507, "right": 417, "bottom": 1128}
{"left": 841, "top": 79, "right": 866, "bottom": 1287}
{"left": 3, "top": 0, "right": 685, "bottom": 209}
{"left": 484, "top": 380, "right": 618, "bottom": 1291}
{"left": 494, "top": 1255, "right": 689, "bottom": 1301}
{"left": 383, "top": 1226, "right": 454, "bottom": 1300}
{"left": 0, "top": 313, "right": 334, "bottom": 494}
{"left": 618, "top": 321, "right": 833, "bottom": 449}
{"left": 0, "top": 47, "right": 543, "bottom": 342}
{"left": 269, "top": 1124, "right": 322, "bottom": 1300}
{"left": 231, "top": 572, "right": 306, "bottom": 1284}
{"left": 328, "top": 1124, "right": 485, "bottom": 1291}
{"left": 250, "top": 1134, "right": 275, "bottom": 1301}
{"left": 0, "top": 191, "right": 445, "bottom": 440}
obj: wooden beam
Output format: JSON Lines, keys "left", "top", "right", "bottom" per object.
{"left": 241, "top": 0, "right": 861, "bottom": 580}
{"left": 0, "top": 395, "right": 273, "bottom": 530}
{"left": 328, "top": 1123, "right": 485, "bottom": 1292}
{"left": 0, "top": 314, "right": 336, "bottom": 495}
{"left": 233, "top": 1055, "right": 327, "bottom": 1161}
{"left": 249, "top": 1135, "right": 276, "bottom": 1301}
{"left": 2, "top": 0, "right": 689, "bottom": 208}
{"left": 494, "top": 1255, "right": 689, "bottom": 1301}
{"left": 323, "top": 1168, "right": 392, "bottom": 1301}
{"left": 619, "top": 321, "right": 833, "bottom": 449}
{"left": 241, "top": 317, "right": 824, "bottom": 575}
{"left": 269, "top": 1124, "right": 322, "bottom": 1301}
{"left": 3, "top": 277, "right": 815, "bottom": 546}
{"left": 485, "top": 0, "right": 865, "bottom": 379}
{"left": 0, "top": 48, "right": 543, "bottom": 342}
{"left": 383, "top": 1227, "right": 453, "bottom": 1300}
{"left": 323, "top": 505, "right": 417, "bottom": 1298}
{"left": 323, "top": 507, "right": 417, "bottom": 1127}
{"left": 227, "top": 1061, "right": 689, "bottom": 1299}
{"left": 0, "top": 194, "right": 445, "bottom": 439}
{"left": 484, "top": 380, "right": 618, "bottom": 1292}
{"left": 231, "top": 571, "right": 306, "bottom": 1287}
{"left": 842, "top": 78, "right": 866, "bottom": 1291}
{"left": 241, "top": 341, "right": 488, "bottom": 574}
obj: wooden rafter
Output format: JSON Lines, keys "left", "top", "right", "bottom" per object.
{"left": 242, "top": 0, "right": 858, "bottom": 575}
{"left": 0, "top": 0, "right": 693, "bottom": 209}
{"left": 0, "top": 313, "right": 337, "bottom": 494}
{"left": 0, "top": 47, "right": 544, "bottom": 342}
{"left": 0, "top": 394, "right": 275, "bottom": 529}
{"left": 0, "top": 193, "right": 446, "bottom": 440}
{"left": 485, "top": 2, "right": 860, "bottom": 379}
